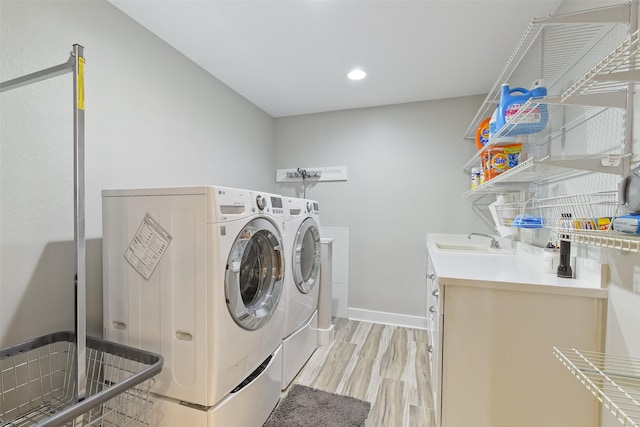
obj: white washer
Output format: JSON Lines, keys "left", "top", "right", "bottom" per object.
{"left": 281, "top": 197, "right": 321, "bottom": 389}
{"left": 102, "top": 186, "right": 286, "bottom": 427}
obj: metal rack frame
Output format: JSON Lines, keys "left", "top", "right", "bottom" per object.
{"left": 1, "top": 44, "right": 87, "bottom": 401}
{"left": 1, "top": 45, "right": 163, "bottom": 425}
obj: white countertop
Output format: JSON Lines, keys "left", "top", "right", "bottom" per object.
{"left": 427, "top": 233, "right": 608, "bottom": 299}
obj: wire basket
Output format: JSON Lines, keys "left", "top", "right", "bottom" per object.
{"left": 536, "top": 191, "right": 619, "bottom": 232}
{"left": 492, "top": 198, "right": 543, "bottom": 228}
{"left": 0, "top": 332, "right": 163, "bottom": 427}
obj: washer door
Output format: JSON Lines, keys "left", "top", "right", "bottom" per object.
{"left": 292, "top": 218, "right": 321, "bottom": 294}
{"left": 225, "top": 217, "right": 284, "bottom": 330}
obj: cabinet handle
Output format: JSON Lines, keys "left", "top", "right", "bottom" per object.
{"left": 432, "top": 289, "right": 439, "bottom": 297}
{"left": 429, "top": 306, "right": 436, "bottom": 314}
{"left": 175, "top": 331, "right": 193, "bottom": 341}
{"left": 112, "top": 321, "right": 127, "bottom": 330}
{"left": 427, "top": 274, "right": 435, "bottom": 280}
{"left": 428, "top": 345, "right": 434, "bottom": 353}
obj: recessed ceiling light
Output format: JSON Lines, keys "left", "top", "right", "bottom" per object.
{"left": 347, "top": 69, "right": 366, "bottom": 81}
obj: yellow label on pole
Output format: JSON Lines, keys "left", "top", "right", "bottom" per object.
{"left": 78, "top": 56, "right": 85, "bottom": 111}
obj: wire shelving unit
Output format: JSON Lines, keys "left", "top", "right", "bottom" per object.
{"left": 554, "top": 347, "right": 640, "bottom": 427}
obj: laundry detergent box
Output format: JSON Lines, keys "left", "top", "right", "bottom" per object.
{"left": 481, "top": 143, "right": 522, "bottom": 181}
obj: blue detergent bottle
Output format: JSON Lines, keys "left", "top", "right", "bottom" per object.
{"left": 495, "top": 81, "right": 548, "bottom": 136}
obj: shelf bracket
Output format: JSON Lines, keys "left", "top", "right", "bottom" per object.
{"left": 594, "top": 70, "right": 640, "bottom": 83}
{"left": 547, "top": 92, "right": 627, "bottom": 108}
{"left": 534, "top": 3, "right": 630, "bottom": 25}
{"left": 535, "top": 155, "right": 627, "bottom": 175}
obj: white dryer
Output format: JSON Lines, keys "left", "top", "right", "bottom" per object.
{"left": 102, "top": 186, "right": 286, "bottom": 427}
{"left": 281, "top": 197, "right": 321, "bottom": 389}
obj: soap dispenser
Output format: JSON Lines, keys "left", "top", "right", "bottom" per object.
{"left": 556, "top": 237, "right": 573, "bottom": 278}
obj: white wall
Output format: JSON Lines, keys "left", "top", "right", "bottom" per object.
{"left": 0, "top": 0, "right": 276, "bottom": 347}
{"left": 275, "top": 97, "right": 489, "bottom": 323}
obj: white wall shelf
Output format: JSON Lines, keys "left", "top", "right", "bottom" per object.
{"left": 463, "top": 3, "right": 631, "bottom": 143}
{"left": 462, "top": 3, "right": 635, "bottom": 250}
{"left": 563, "top": 29, "right": 640, "bottom": 101}
{"left": 490, "top": 190, "right": 640, "bottom": 253}
{"left": 554, "top": 347, "right": 640, "bottom": 426}
{"left": 568, "top": 231, "right": 640, "bottom": 253}
{"left": 463, "top": 102, "right": 621, "bottom": 175}
{"left": 467, "top": 158, "right": 581, "bottom": 193}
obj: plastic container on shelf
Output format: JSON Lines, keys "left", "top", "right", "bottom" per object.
{"left": 475, "top": 117, "right": 491, "bottom": 150}
{"left": 489, "top": 194, "right": 517, "bottom": 237}
{"left": 471, "top": 167, "right": 482, "bottom": 189}
{"left": 493, "top": 81, "right": 548, "bottom": 137}
{"left": 489, "top": 108, "right": 500, "bottom": 139}
{"left": 481, "top": 143, "right": 523, "bottom": 181}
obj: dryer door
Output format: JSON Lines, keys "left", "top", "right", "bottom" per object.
{"left": 292, "top": 218, "right": 321, "bottom": 294}
{"left": 225, "top": 217, "right": 284, "bottom": 330}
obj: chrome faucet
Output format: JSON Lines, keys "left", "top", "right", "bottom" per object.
{"left": 468, "top": 233, "right": 501, "bottom": 249}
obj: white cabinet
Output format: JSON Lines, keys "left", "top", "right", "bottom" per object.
{"left": 438, "top": 282, "right": 606, "bottom": 427}
{"left": 426, "top": 234, "right": 609, "bottom": 427}
{"left": 426, "top": 254, "right": 443, "bottom": 425}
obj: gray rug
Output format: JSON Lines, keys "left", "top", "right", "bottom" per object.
{"left": 263, "top": 384, "right": 371, "bottom": 427}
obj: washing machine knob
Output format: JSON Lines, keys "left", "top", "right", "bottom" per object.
{"left": 256, "top": 195, "right": 267, "bottom": 211}
{"left": 306, "top": 201, "right": 312, "bottom": 213}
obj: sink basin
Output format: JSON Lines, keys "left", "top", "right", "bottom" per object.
{"left": 434, "top": 242, "right": 514, "bottom": 255}
{"left": 435, "top": 243, "right": 489, "bottom": 252}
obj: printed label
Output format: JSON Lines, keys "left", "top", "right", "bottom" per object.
{"left": 124, "top": 213, "right": 172, "bottom": 280}
{"left": 78, "top": 57, "right": 85, "bottom": 111}
{"left": 505, "top": 104, "right": 541, "bottom": 123}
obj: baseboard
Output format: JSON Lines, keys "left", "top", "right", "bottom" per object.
{"left": 347, "top": 308, "right": 428, "bottom": 330}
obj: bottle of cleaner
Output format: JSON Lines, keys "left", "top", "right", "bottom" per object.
{"left": 495, "top": 81, "right": 548, "bottom": 136}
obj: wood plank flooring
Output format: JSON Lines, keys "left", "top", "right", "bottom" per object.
{"left": 290, "top": 318, "right": 435, "bottom": 427}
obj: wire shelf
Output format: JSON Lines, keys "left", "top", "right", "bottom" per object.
{"left": 563, "top": 29, "right": 640, "bottom": 101}
{"left": 491, "top": 190, "right": 640, "bottom": 252}
{"left": 0, "top": 332, "right": 163, "bottom": 427}
{"left": 492, "top": 190, "right": 618, "bottom": 229}
{"left": 567, "top": 231, "right": 640, "bottom": 253}
{"left": 536, "top": 190, "right": 619, "bottom": 231}
{"left": 463, "top": 3, "right": 630, "bottom": 142}
{"left": 554, "top": 347, "right": 640, "bottom": 427}
{"left": 463, "top": 101, "right": 623, "bottom": 174}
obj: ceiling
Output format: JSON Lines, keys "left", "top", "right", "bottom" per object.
{"left": 109, "top": 0, "right": 563, "bottom": 118}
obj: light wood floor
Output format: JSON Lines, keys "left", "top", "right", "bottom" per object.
{"left": 290, "top": 318, "right": 435, "bottom": 427}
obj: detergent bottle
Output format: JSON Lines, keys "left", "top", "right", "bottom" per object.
{"left": 488, "top": 108, "right": 499, "bottom": 139}
{"left": 496, "top": 81, "right": 548, "bottom": 136}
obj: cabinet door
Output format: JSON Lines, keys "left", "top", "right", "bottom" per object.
{"left": 441, "top": 285, "right": 604, "bottom": 427}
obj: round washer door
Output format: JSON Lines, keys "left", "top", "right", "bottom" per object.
{"left": 292, "top": 218, "right": 321, "bottom": 294}
{"left": 225, "top": 217, "right": 284, "bottom": 330}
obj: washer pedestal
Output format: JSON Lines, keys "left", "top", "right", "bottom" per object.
{"left": 147, "top": 345, "right": 282, "bottom": 427}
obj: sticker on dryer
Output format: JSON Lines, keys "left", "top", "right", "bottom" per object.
{"left": 124, "top": 213, "right": 172, "bottom": 280}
